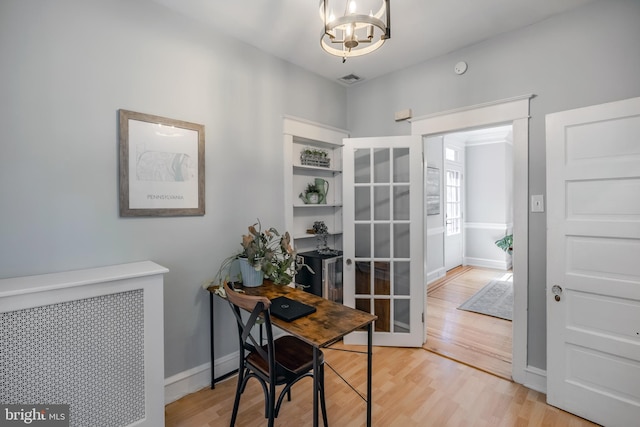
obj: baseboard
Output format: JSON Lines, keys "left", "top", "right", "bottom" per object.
{"left": 464, "top": 257, "right": 511, "bottom": 270}
{"left": 164, "top": 328, "right": 290, "bottom": 405}
{"left": 426, "top": 267, "right": 446, "bottom": 284}
{"left": 164, "top": 351, "right": 239, "bottom": 405}
{"left": 520, "top": 365, "right": 547, "bottom": 394}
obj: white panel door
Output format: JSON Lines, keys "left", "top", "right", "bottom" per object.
{"left": 546, "top": 96, "right": 640, "bottom": 427}
{"left": 343, "top": 135, "right": 424, "bottom": 347}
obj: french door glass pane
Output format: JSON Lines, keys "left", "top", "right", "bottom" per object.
{"left": 393, "top": 262, "right": 410, "bottom": 296}
{"left": 393, "top": 148, "right": 410, "bottom": 182}
{"left": 394, "top": 299, "right": 410, "bottom": 333}
{"left": 373, "top": 262, "right": 390, "bottom": 296}
{"left": 374, "top": 223, "right": 390, "bottom": 258}
{"left": 374, "top": 148, "right": 390, "bottom": 183}
{"left": 394, "top": 223, "right": 410, "bottom": 258}
{"left": 354, "top": 149, "right": 370, "bottom": 183}
{"left": 355, "top": 261, "right": 370, "bottom": 294}
{"left": 355, "top": 223, "right": 371, "bottom": 257}
{"left": 355, "top": 298, "right": 370, "bottom": 314}
{"left": 374, "top": 186, "right": 390, "bottom": 220}
{"left": 374, "top": 299, "right": 390, "bottom": 332}
{"left": 355, "top": 187, "right": 370, "bottom": 221}
{"left": 393, "top": 186, "right": 410, "bottom": 220}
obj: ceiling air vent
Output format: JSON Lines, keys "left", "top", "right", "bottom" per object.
{"left": 338, "top": 73, "right": 363, "bottom": 85}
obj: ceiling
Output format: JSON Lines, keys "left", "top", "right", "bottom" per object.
{"left": 150, "top": 0, "right": 595, "bottom": 84}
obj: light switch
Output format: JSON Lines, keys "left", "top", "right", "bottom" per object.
{"left": 531, "top": 195, "right": 544, "bottom": 212}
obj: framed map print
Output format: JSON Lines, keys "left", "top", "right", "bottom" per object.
{"left": 426, "top": 166, "right": 440, "bottom": 216}
{"left": 119, "top": 109, "right": 205, "bottom": 217}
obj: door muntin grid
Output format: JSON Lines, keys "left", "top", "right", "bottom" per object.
{"left": 446, "top": 169, "right": 462, "bottom": 236}
{"left": 354, "top": 147, "right": 411, "bottom": 333}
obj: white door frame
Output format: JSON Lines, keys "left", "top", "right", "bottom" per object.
{"left": 410, "top": 94, "right": 535, "bottom": 389}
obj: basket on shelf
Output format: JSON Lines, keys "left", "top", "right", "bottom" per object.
{"left": 300, "top": 147, "right": 330, "bottom": 168}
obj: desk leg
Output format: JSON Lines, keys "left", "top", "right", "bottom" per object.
{"left": 313, "top": 347, "right": 319, "bottom": 427}
{"left": 367, "top": 323, "right": 373, "bottom": 427}
{"left": 209, "top": 292, "right": 215, "bottom": 389}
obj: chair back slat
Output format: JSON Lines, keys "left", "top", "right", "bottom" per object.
{"left": 224, "top": 282, "right": 273, "bottom": 367}
{"left": 224, "top": 282, "right": 271, "bottom": 311}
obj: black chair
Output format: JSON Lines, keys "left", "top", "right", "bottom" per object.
{"left": 224, "top": 283, "right": 328, "bottom": 426}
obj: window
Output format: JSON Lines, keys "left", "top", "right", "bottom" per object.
{"left": 445, "top": 169, "right": 461, "bottom": 235}
{"left": 445, "top": 147, "right": 458, "bottom": 162}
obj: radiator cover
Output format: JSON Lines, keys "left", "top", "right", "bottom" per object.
{"left": 0, "top": 261, "right": 167, "bottom": 427}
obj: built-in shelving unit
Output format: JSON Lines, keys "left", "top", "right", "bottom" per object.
{"left": 283, "top": 116, "right": 348, "bottom": 254}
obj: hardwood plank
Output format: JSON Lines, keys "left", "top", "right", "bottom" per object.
{"left": 165, "top": 341, "right": 599, "bottom": 426}
{"left": 425, "top": 267, "right": 513, "bottom": 380}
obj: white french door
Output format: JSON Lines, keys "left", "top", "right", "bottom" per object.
{"left": 546, "top": 96, "right": 640, "bottom": 427}
{"left": 343, "top": 135, "right": 424, "bottom": 347}
{"left": 444, "top": 167, "right": 463, "bottom": 271}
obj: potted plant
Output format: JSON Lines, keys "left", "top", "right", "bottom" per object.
{"left": 300, "top": 147, "right": 330, "bottom": 168}
{"left": 207, "top": 220, "right": 312, "bottom": 294}
{"left": 312, "top": 220, "right": 329, "bottom": 253}
{"left": 495, "top": 234, "right": 513, "bottom": 255}
{"left": 299, "top": 182, "right": 320, "bottom": 204}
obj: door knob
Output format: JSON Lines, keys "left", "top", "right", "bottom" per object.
{"left": 552, "top": 285, "right": 563, "bottom": 302}
{"left": 346, "top": 258, "right": 352, "bottom": 265}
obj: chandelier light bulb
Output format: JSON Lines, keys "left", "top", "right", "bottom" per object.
{"left": 349, "top": 1, "right": 357, "bottom": 14}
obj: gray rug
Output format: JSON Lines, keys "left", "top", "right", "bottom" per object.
{"left": 458, "top": 278, "right": 513, "bottom": 321}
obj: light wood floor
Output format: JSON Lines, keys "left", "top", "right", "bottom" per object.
{"left": 424, "top": 266, "right": 513, "bottom": 380}
{"left": 165, "top": 340, "right": 598, "bottom": 426}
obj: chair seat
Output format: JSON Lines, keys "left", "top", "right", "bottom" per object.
{"left": 247, "top": 335, "right": 324, "bottom": 379}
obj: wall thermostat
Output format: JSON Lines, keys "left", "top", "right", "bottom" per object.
{"left": 454, "top": 61, "right": 467, "bottom": 75}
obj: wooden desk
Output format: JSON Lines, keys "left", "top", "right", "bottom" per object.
{"left": 208, "top": 281, "right": 377, "bottom": 427}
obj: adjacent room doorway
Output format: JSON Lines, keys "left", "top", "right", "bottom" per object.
{"left": 425, "top": 125, "right": 514, "bottom": 379}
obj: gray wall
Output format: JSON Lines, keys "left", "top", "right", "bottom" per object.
{"left": 347, "top": 0, "right": 640, "bottom": 369}
{"left": 465, "top": 141, "right": 512, "bottom": 267}
{"left": 466, "top": 143, "right": 510, "bottom": 224}
{"left": 0, "top": 0, "right": 346, "bottom": 378}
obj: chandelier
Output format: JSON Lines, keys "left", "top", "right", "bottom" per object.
{"left": 320, "top": 0, "right": 391, "bottom": 62}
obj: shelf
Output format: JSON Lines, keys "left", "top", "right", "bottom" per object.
{"left": 294, "top": 231, "right": 343, "bottom": 240}
{"left": 284, "top": 116, "right": 347, "bottom": 254}
{"left": 293, "top": 164, "right": 341, "bottom": 174}
{"left": 293, "top": 203, "right": 342, "bottom": 209}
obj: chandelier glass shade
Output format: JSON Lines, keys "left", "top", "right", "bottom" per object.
{"left": 320, "top": 0, "right": 390, "bottom": 60}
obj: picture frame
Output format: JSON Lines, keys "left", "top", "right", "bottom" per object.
{"left": 119, "top": 109, "right": 205, "bottom": 217}
{"left": 426, "top": 166, "right": 440, "bottom": 216}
